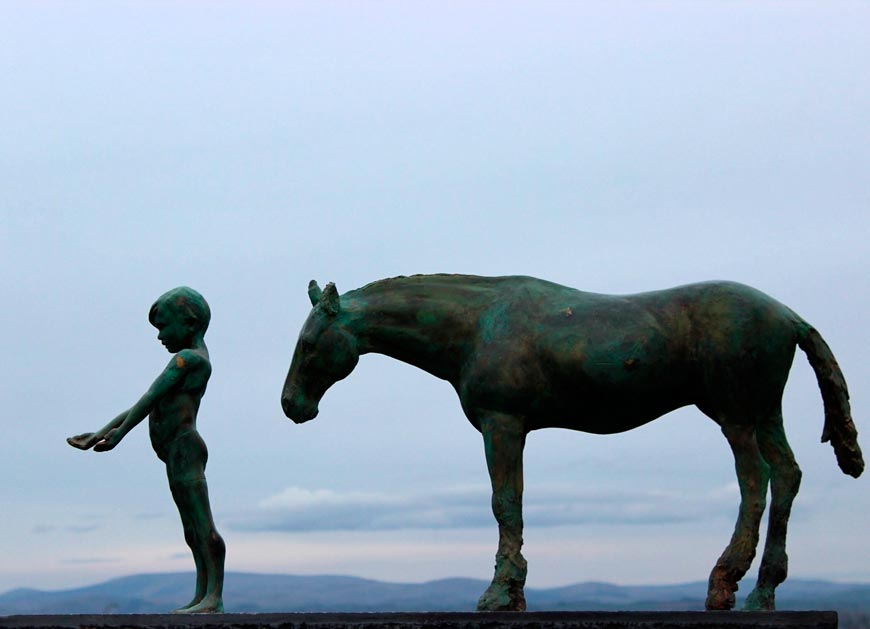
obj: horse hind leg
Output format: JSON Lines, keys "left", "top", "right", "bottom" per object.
{"left": 477, "top": 412, "right": 528, "bottom": 612}
{"left": 744, "top": 412, "right": 802, "bottom": 611}
{"left": 706, "top": 422, "right": 771, "bottom": 611}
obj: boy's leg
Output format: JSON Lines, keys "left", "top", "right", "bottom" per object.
{"left": 166, "top": 432, "right": 225, "bottom": 614}
{"left": 177, "top": 478, "right": 226, "bottom": 613}
{"left": 169, "top": 481, "right": 207, "bottom": 611}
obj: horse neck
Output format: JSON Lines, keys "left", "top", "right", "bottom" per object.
{"left": 343, "top": 279, "right": 485, "bottom": 383}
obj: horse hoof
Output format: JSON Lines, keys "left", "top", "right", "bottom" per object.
{"left": 705, "top": 587, "right": 736, "bottom": 611}
{"left": 744, "top": 588, "right": 775, "bottom": 611}
{"left": 477, "top": 583, "right": 526, "bottom": 612}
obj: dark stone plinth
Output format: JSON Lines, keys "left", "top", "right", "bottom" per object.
{"left": 0, "top": 612, "right": 838, "bottom": 629}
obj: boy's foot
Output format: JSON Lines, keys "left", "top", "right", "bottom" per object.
{"left": 172, "top": 595, "right": 223, "bottom": 614}
{"left": 172, "top": 595, "right": 204, "bottom": 613}
{"left": 67, "top": 433, "right": 99, "bottom": 450}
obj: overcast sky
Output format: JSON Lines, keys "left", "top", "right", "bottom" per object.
{"left": 1, "top": 1, "right": 868, "bottom": 596}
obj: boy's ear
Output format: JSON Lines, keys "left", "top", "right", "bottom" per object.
{"left": 308, "top": 280, "right": 322, "bottom": 307}
{"left": 321, "top": 282, "right": 340, "bottom": 316}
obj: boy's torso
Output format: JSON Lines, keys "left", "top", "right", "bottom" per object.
{"left": 149, "top": 350, "right": 210, "bottom": 461}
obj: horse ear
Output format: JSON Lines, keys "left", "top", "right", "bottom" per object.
{"left": 308, "top": 280, "right": 322, "bottom": 307}
{"left": 321, "top": 282, "right": 340, "bottom": 316}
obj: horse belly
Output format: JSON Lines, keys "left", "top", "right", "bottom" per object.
{"left": 528, "top": 353, "right": 695, "bottom": 432}
{"left": 526, "top": 307, "right": 696, "bottom": 431}
{"left": 531, "top": 381, "right": 694, "bottom": 433}
{"left": 460, "top": 335, "right": 694, "bottom": 433}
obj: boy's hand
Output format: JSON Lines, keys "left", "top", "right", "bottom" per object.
{"left": 67, "top": 433, "right": 100, "bottom": 450}
{"left": 94, "top": 428, "right": 122, "bottom": 452}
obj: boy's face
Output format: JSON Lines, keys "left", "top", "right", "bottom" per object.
{"left": 152, "top": 303, "right": 194, "bottom": 353}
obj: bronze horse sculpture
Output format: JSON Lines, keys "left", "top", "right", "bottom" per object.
{"left": 281, "top": 274, "right": 862, "bottom": 612}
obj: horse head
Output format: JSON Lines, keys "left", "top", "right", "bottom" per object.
{"left": 282, "top": 280, "right": 360, "bottom": 423}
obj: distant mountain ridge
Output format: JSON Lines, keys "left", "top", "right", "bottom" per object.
{"left": 2, "top": 573, "right": 870, "bottom": 615}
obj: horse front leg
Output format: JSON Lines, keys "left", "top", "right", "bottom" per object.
{"left": 477, "top": 413, "right": 528, "bottom": 612}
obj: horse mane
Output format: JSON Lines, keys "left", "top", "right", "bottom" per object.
{"left": 352, "top": 273, "right": 500, "bottom": 296}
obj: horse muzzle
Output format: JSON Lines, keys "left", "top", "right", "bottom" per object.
{"left": 282, "top": 392, "right": 319, "bottom": 424}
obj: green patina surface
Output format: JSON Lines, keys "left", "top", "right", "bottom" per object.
{"left": 282, "top": 273, "right": 862, "bottom": 613}
{"left": 68, "top": 287, "right": 225, "bottom": 614}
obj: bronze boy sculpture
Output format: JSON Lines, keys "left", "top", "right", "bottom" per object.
{"left": 282, "top": 274, "right": 862, "bottom": 613}
{"left": 68, "top": 287, "right": 225, "bottom": 614}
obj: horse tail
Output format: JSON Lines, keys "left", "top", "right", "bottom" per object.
{"left": 795, "top": 320, "right": 863, "bottom": 478}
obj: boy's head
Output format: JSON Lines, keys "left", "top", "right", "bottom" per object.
{"left": 149, "top": 287, "right": 210, "bottom": 352}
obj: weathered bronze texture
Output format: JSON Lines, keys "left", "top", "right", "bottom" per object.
{"left": 68, "top": 287, "right": 226, "bottom": 614}
{"left": 281, "top": 274, "right": 862, "bottom": 613}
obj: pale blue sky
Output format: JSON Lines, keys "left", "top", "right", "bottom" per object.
{"left": 1, "top": 1, "right": 868, "bottom": 594}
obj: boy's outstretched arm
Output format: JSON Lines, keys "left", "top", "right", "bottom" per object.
{"left": 67, "top": 408, "right": 131, "bottom": 450}
{"left": 93, "top": 353, "right": 190, "bottom": 452}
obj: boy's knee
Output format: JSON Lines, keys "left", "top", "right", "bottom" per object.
{"left": 183, "top": 526, "right": 197, "bottom": 546}
{"left": 168, "top": 469, "right": 207, "bottom": 487}
{"left": 209, "top": 531, "right": 226, "bottom": 557}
